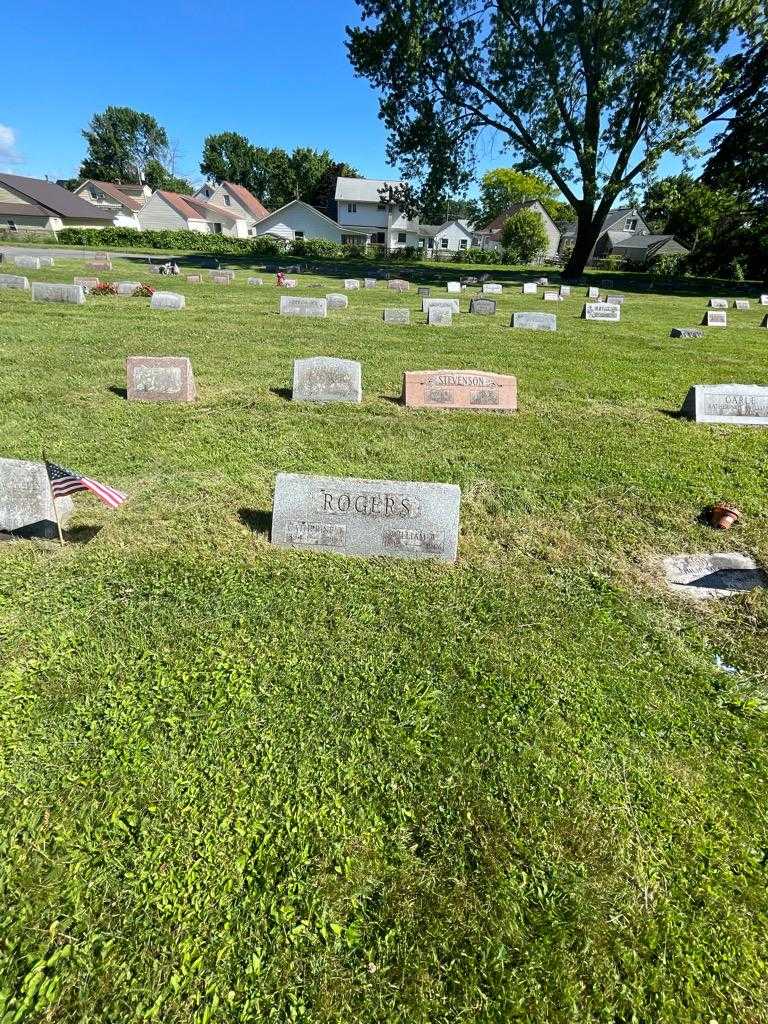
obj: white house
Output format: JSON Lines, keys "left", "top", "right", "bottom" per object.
{"left": 72, "top": 179, "right": 144, "bottom": 228}
{"left": 334, "top": 177, "right": 424, "bottom": 249}
{"left": 419, "top": 219, "right": 476, "bottom": 255}
{"left": 0, "top": 173, "right": 115, "bottom": 232}
{"left": 475, "top": 201, "right": 561, "bottom": 258}
{"left": 138, "top": 190, "right": 249, "bottom": 236}
{"left": 253, "top": 200, "right": 343, "bottom": 243}
{"left": 195, "top": 181, "right": 269, "bottom": 235}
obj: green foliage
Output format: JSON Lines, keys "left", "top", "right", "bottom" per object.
{"left": 142, "top": 159, "right": 193, "bottom": 195}
{"left": 58, "top": 227, "right": 259, "bottom": 255}
{"left": 729, "top": 258, "right": 745, "bottom": 281}
{"left": 479, "top": 169, "right": 569, "bottom": 224}
{"left": 650, "top": 253, "right": 686, "bottom": 278}
{"left": 501, "top": 209, "right": 549, "bottom": 263}
{"left": 289, "top": 237, "right": 343, "bottom": 259}
{"left": 80, "top": 106, "right": 169, "bottom": 183}
{"left": 89, "top": 282, "right": 117, "bottom": 295}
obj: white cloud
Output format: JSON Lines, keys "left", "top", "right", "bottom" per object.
{"left": 0, "top": 125, "right": 21, "bottom": 168}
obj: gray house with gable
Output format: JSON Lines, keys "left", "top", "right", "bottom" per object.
{"left": 560, "top": 207, "right": 689, "bottom": 264}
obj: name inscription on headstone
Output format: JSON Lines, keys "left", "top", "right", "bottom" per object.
{"left": 279, "top": 296, "right": 327, "bottom": 317}
{"left": 126, "top": 356, "right": 196, "bottom": 402}
{"left": 0, "top": 457, "right": 74, "bottom": 539}
{"left": 403, "top": 369, "right": 517, "bottom": 411}
{"left": 704, "top": 310, "right": 727, "bottom": 327}
{"left": 511, "top": 311, "right": 557, "bottom": 331}
{"left": 681, "top": 384, "right": 768, "bottom": 425}
{"left": 0, "top": 274, "right": 29, "bottom": 290}
{"left": 31, "top": 283, "right": 85, "bottom": 305}
{"left": 584, "top": 302, "right": 620, "bottom": 321}
{"left": 469, "top": 298, "right": 496, "bottom": 316}
{"left": 292, "top": 356, "right": 362, "bottom": 404}
{"left": 482, "top": 283, "right": 502, "bottom": 294}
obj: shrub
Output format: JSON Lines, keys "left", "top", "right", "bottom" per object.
{"left": 501, "top": 209, "right": 549, "bottom": 263}
{"left": 729, "top": 258, "right": 745, "bottom": 281}
{"left": 650, "top": 252, "right": 686, "bottom": 278}
{"left": 340, "top": 243, "right": 367, "bottom": 259}
{"left": 290, "top": 237, "right": 342, "bottom": 259}
{"left": 133, "top": 284, "right": 155, "bottom": 297}
{"left": 89, "top": 282, "right": 117, "bottom": 296}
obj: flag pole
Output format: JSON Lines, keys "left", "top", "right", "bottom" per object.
{"left": 42, "top": 453, "right": 65, "bottom": 547}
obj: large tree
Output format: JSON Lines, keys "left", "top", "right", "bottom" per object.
{"left": 347, "top": 0, "right": 760, "bottom": 276}
{"left": 200, "top": 132, "right": 260, "bottom": 191}
{"left": 80, "top": 106, "right": 169, "bottom": 183}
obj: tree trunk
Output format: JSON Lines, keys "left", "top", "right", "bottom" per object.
{"left": 563, "top": 206, "right": 604, "bottom": 279}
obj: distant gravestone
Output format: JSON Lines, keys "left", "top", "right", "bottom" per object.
{"left": 537, "top": 277, "right": 549, "bottom": 285}
{"left": 704, "top": 310, "right": 727, "bottom": 327}
{"left": 760, "top": 294, "right": 768, "bottom": 305}
{"left": 0, "top": 457, "right": 74, "bottom": 539}
{"left": 418, "top": 287, "right": 431, "bottom": 298}
{"left": 559, "top": 285, "right": 571, "bottom": 297}
{"left": 469, "top": 298, "right": 496, "bottom": 316}
{"left": 403, "top": 369, "right": 517, "bottom": 412}
{"left": 326, "top": 293, "right": 348, "bottom": 310}
{"left": 522, "top": 282, "right": 537, "bottom": 294}
{"left": 512, "top": 311, "right": 556, "bottom": 331}
{"left": 605, "top": 295, "right": 625, "bottom": 304}
{"left": 423, "top": 297, "right": 459, "bottom": 314}
{"left": 584, "top": 302, "right": 620, "bottom": 321}
{"left": 31, "top": 283, "right": 85, "bottom": 305}
{"left": 247, "top": 277, "right": 263, "bottom": 286}
{"left": 148, "top": 266, "right": 163, "bottom": 274}
{"left": 482, "top": 283, "right": 502, "bottom": 294}
{"left": 0, "top": 274, "right": 29, "bottom": 290}
{"left": 587, "top": 286, "right": 599, "bottom": 299}
{"left": 734, "top": 299, "right": 750, "bottom": 310}
{"left": 344, "top": 279, "right": 361, "bottom": 290}
{"left": 709, "top": 298, "right": 728, "bottom": 308}
{"left": 89, "top": 260, "right": 112, "bottom": 271}
{"left": 663, "top": 553, "right": 767, "bottom": 601}
{"left": 126, "top": 356, "right": 196, "bottom": 403}
{"left": 38, "top": 256, "right": 54, "bottom": 267}
{"left": 543, "top": 291, "right": 562, "bottom": 302}
{"left": 446, "top": 281, "right": 461, "bottom": 293}
{"left": 292, "top": 356, "right": 361, "bottom": 404}
{"left": 681, "top": 384, "right": 768, "bottom": 425}
{"left": 186, "top": 274, "right": 202, "bottom": 284}
{"left": 150, "top": 291, "right": 185, "bottom": 310}
{"left": 670, "top": 328, "right": 704, "bottom": 338}
{"left": 364, "top": 278, "right": 377, "bottom": 288}
{"left": 116, "top": 281, "right": 140, "bottom": 296}
{"left": 384, "top": 308, "right": 410, "bottom": 325}
{"left": 279, "top": 295, "right": 327, "bottom": 317}
{"left": 14, "top": 255, "right": 40, "bottom": 269}
{"left": 284, "top": 279, "right": 298, "bottom": 288}
{"left": 74, "top": 276, "right": 99, "bottom": 290}
{"left": 209, "top": 269, "right": 234, "bottom": 281}
{"left": 271, "top": 472, "right": 461, "bottom": 563}
{"left": 212, "top": 274, "right": 231, "bottom": 285}
{"left": 389, "top": 279, "right": 409, "bottom": 292}
{"left": 428, "top": 305, "right": 453, "bottom": 326}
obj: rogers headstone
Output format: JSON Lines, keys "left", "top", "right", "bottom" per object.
{"left": 0, "top": 457, "right": 74, "bottom": 539}
{"left": 271, "top": 472, "right": 461, "bottom": 563}
{"left": 292, "top": 356, "right": 362, "bottom": 404}
{"left": 403, "top": 369, "right": 517, "bottom": 411}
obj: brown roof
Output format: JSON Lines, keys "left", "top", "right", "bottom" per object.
{"left": 80, "top": 180, "right": 142, "bottom": 211}
{"left": 0, "top": 202, "right": 50, "bottom": 217}
{"left": 0, "top": 173, "right": 113, "bottom": 220}
{"left": 184, "top": 195, "right": 245, "bottom": 222}
{"left": 221, "top": 182, "right": 269, "bottom": 221}
{"left": 156, "top": 190, "right": 208, "bottom": 221}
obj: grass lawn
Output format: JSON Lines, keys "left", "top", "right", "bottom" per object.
{"left": 1, "top": 257, "right": 767, "bottom": 1023}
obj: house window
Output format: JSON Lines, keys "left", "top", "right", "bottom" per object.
{"left": 205, "top": 188, "right": 211, "bottom": 197}
{"left": 624, "top": 216, "right": 638, "bottom": 231}
{"left": 397, "top": 232, "right": 406, "bottom": 243}
{"left": 224, "top": 195, "right": 231, "bottom": 206}
{"left": 294, "top": 230, "right": 304, "bottom": 240}
{"left": 459, "top": 239, "right": 468, "bottom": 249}
{"left": 347, "top": 202, "right": 357, "bottom": 213}
{"left": 342, "top": 234, "right": 366, "bottom": 245}
{"left": 441, "top": 237, "right": 449, "bottom": 249}
{"left": 212, "top": 222, "right": 222, "bottom": 234}
{"left": 427, "top": 238, "right": 434, "bottom": 249}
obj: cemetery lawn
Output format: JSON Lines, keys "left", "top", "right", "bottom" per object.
{"left": 2, "top": 258, "right": 768, "bottom": 1024}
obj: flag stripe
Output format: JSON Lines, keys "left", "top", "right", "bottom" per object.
{"left": 45, "top": 461, "right": 127, "bottom": 509}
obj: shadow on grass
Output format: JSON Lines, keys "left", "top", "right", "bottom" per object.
{"left": 108, "top": 386, "right": 128, "bottom": 400}
{"left": 0, "top": 523, "right": 102, "bottom": 545}
{"left": 658, "top": 408, "right": 685, "bottom": 419}
{"left": 238, "top": 508, "right": 271, "bottom": 538}
{"left": 380, "top": 394, "right": 403, "bottom": 406}
{"left": 270, "top": 387, "right": 292, "bottom": 402}
{"left": 63, "top": 525, "right": 103, "bottom": 545}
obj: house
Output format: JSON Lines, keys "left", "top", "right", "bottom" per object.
{"left": 0, "top": 172, "right": 115, "bottom": 232}
{"left": 195, "top": 181, "right": 269, "bottom": 235}
{"left": 475, "top": 201, "right": 561, "bottom": 258}
{"left": 72, "top": 179, "right": 144, "bottom": 228}
{"left": 559, "top": 207, "right": 689, "bottom": 264}
{"left": 419, "top": 219, "right": 476, "bottom": 256}
{"left": 138, "top": 190, "right": 249, "bottom": 236}
{"left": 253, "top": 200, "right": 343, "bottom": 243}
{"left": 334, "top": 177, "right": 422, "bottom": 249}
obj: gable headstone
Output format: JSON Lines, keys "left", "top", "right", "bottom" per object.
{"left": 326, "top": 293, "right": 348, "bottom": 310}
{"left": 0, "top": 457, "right": 74, "bottom": 539}
{"left": 512, "top": 311, "right": 556, "bottom": 331}
{"left": 709, "top": 298, "right": 728, "bottom": 308}
{"left": 584, "top": 302, "right": 620, "bottom": 321}
{"left": 292, "top": 356, "right": 361, "bottom": 404}
{"left": 344, "top": 279, "right": 361, "bottom": 290}
{"left": 150, "top": 291, "right": 185, "bottom": 310}
{"left": 0, "top": 274, "right": 29, "bottom": 290}
{"left": 482, "top": 283, "right": 502, "bottom": 294}
{"left": 681, "top": 384, "right": 768, "bottom": 425}
{"left": 469, "top": 298, "right": 496, "bottom": 316}
{"left": 704, "top": 310, "right": 727, "bottom": 327}
{"left": 271, "top": 472, "right": 461, "bottom": 563}
{"left": 31, "top": 283, "right": 85, "bottom": 305}
{"left": 126, "top": 356, "right": 196, "bottom": 402}
{"left": 403, "top": 369, "right": 517, "bottom": 411}
{"left": 383, "top": 308, "right": 410, "bottom": 325}
{"left": 428, "top": 305, "right": 453, "bottom": 326}
{"left": 14, "top": 255, "right": 40, "bottom": 269}
{"left": 280, "top": 295, "right": 327, "bottom": 317}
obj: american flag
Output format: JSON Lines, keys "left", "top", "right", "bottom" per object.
{"left": 45, "top": 461, "right": 128, "bottom": 510}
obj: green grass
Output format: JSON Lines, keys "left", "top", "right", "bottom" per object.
{"left": 1, "top": 257, "right": 767, "bottom": 1023}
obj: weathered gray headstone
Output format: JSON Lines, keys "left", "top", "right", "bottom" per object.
{"left": 247, "top": 277, "right": 263, "bottom": 286}
{"left": 292, "top": 356, "right": 361, "bottom": 404}
{"left": 344, "top": 279, "right": 361, "bottom": 290}
{"left": 0, "top": 274, "right": 29, "bottom": 290}
{"left": 326, "top": 293, "right": 348, "bottom": 310}
{"left": 663, "top": 553, "right": 767, "bottom": 601}
{"left": 734, "top": 299, "right": 750, "bottom": 310}
{"left": 212, "top": 274, "right": 231, "bottom": 285}
{"left": 418, "top": 287, "right": 431, "bottom": 298}
{"left": 364, "top": 278, "right": 377, "bottom": 288}
{"left": 38, "top": 256, "right": 54, "bottom": 267}
{"left": 126, "top": 356, "right": 196, "bottom": 402}
{"left": 512, "top": 311, "right": 557, "bottom": 331}
{"left": 681, "top": 384, "right": 768, "bottom": 425}
{"left": 709, "top": 298, "right": 728, "bottom": 309}
{"left": 760, "top": 294, "right": 768, "bottom": 306}
{"left": 543, "top": 291, "right": 562, "bottom": 302}
{"left": 88, "top": 260, "right": 112, "bottom": 271}
{"left": 0, "top": 457, "right": 74, "bottom": 539}
{"left": 186, "top": 274, "right": 202, "bottom": 283}
{"left": 116, "top": 281, "right": 140, "bottom": 296}
{"left": 74, "top": 276, "right": 99, "bottom": 291}
{"left": 584, "top": 302, "right": 620, "bottom": 321}
{"left": 522, "top": 282, "right": 537, "bottom": 294}
{"left": 279, "top": 295, "right": 327, "bottom": 317}
{"left": 209, "top": 269, "right": 234, "bottom": 280}
{"left": 605, "top": 295, "right": 625, "bottom": 304}
{"left": 284, "top": 279, "right": 298, "bottom": 288}
{"left": 704, "top": 310, "right": 727, "bottom": 327}
{"left": 271, "top": 472, "right": 461, "bottom": 562}
{"left": 150, "top": 291, "right": 185, "bottom": 310}
{"left": 559, "top": 285, "right": 571, "bottom": 297}
{"left": 148, "top": 266, "right": 163, "bottom": 274}
{"left": 389, "top": 279, "right": 409, "bottom": 292}
{"left": 31, "top": 283, "right": 85, "bottom": 305}
{"left": 428, "top": 305, "right": 453, "bottom": 326}
{"left": 384, "top": 308, "right": 410, "bottom": 325}
{"left": 670, "top": 328, "right": 704, "bottom": 338}
{"left": 14, "top": 255, "right": 40, "bottom": 269}
{"left": 469, "top": 298, "right": 496, "bottom": 316}
{"left": 422, "top": 297, "right": 459, "bottom": 314}
{"left": 482, "top": 283, "right": 502, "bottom": 294}
{"left": 587, "top": 286, "right": 599, "bottom": 299}
{"left": 446, "top": 281, "right": 461, "bottom": 293}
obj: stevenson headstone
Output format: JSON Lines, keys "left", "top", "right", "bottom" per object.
{"left": 14, "top": 256, "right": 40, "bottom": 269}
{"left": 422, "top": 297, "right": 459, "bottom": 314}
{"left": 31, "top": 283, "right": 85, "bottom": 305}
{"left": 279, "top": 295, "right": 327, "bottom": 317}
{"left": 482, "top": 283, "right": 502, "bottom": 294}
{"left": 522, "top": 282, "right": 538, "bottom": 294}
{"left": 247, "top": 277, "right": 263, "bottom": 286}
{"left": 116, "top": 281, "right": 140, "bottom": 296}
{"left": 326, "top": 293, "right": 348, "bottom": 310}
{"left": 512, "top": 311, "right": 556, "bottom": 331}
{"left": 670, "top": 328, "right": 704, "bottom": 338}
{"left": 0, "top": 457, "right": 74, "bottom": 539}
{"left": 709, "top": 298, "right": 728, "bottom": 308}
{"left": 704, "top": 310, "right": 727, "bottom": 327}
{"left": 126, "top": 356, "right": 196, "bottom": 402}
{"left": 428, "top": 305, "right": 453, "bottom": 326}
{"left": 0, "top": 274, "right": 29, "bottom": 290}
{"left": 271, "top": 472, "right": 461, "bottom": 562}
{"left": 681, "top": 384, "right": 768, "bottom": 425}
{"left": 447, "top": 281, "right": 461, "bottom": 293}
{"left": 469, "top": 298, "right": 496, "bottom": 316}
{"left": 344, "top": 279, "right": 361, "bottom": 290}
{"left": 663, "top": 553, "right": 767, "bottom": 601}
{"left": 584, "top": 302, "right": 620, "bottom": 321}
{"left": 150, "top": 291, "right": 185, "bottom": 310}
{"left": 292, "top": 356, "right": 361, "bottom": 404}
{"left": 384, "top": 308, "right": 410, "bottom": 325}
{"left": 734, "top": 299, "right": 750, "bottom": 310}
{"left": 403, "top": 369, "right": 517, "bottom": 411}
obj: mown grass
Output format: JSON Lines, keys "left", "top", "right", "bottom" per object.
{"left": 1, "top": 256, "right": 767, "bottom": 1023}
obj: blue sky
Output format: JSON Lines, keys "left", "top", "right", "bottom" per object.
{"left": 2, "top": 0, "right": 723, "bottom": 195}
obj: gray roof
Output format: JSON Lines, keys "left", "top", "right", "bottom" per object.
{"left": 0, "top": 173, "right": 114, "bottom": 220}
{"left": 334, "top": 176, "right": 403, "bottom": 203}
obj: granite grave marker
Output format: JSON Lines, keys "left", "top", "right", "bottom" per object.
{"left": 126, "top": 356, "right": 196, "bottom": 403}
{"left": 0, "top": 457, "right": 74, "bottom": 539}
{"left": 403, "top": 369, "right": 517, "bottom": 412}
{"left": 31, "top": 283, "right": 85, "bottom": 305}
{"left": 292, "top": 356, "right": 361, "bottom": 404}
{"left": 681, "top": 384, "right": 768, "bottom": 425}
{"left": 280, "top": 295, "right": 327, "bottom": 317}
{"left": 150, "top": 291, "right": 185, "bottom": 310}
{"left": 512, "top": 311, "right": 557, "bottom": 331}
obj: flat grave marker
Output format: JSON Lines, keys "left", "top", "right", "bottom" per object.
{"left": 126, "top": 356, "right": 196, "bottom": 403}
{"left": 681, "top": 383, "right": 768, "bottom": 425}
{"left": 0, "top": 457, "right": 74, "bottom": 540}
{"left": 271, "top": 472, "right": 461, "bottom": 563}
{"left": 663, "top": 553, "right": 768, "bottom": 601}
{"left": 403, "top": 369, "right": 517, "bottom": 412}
{"left": 670, "top": 328, "right": 704, "bottom": 338}
{"left": 292, "top": 356, "right": 362, "bottom": 404}
{"left": 38, "top": 257, "right": 54, "bottom": 267}
{"left": 605, "top": 295, "right": 625, "bottom": 304}
{"left": 512, "top": 311, "right": 556, "bottom": 331}
{"left": 279, "top": 295, "right": 327, "bottom": 317}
